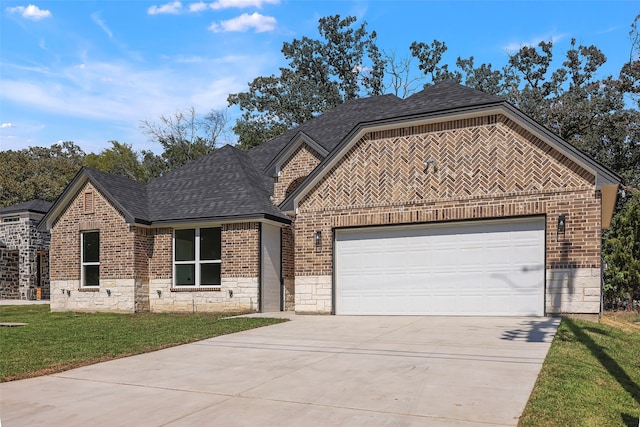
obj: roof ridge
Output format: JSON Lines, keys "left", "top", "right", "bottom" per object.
{"left": 228, "top": 145, "right": 272, "bottom": 204}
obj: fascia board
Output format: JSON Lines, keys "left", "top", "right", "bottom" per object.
{"left": 500, "top": 104, "right": 622, "bottom": 187}
{"left": 150, "top": 213, "right": 291, "bottom": 228}
{"left": 38, "top": 169, "right": 142, "bottom": 231}
{"left": 37, "top": 171, "right": 88, "bottom": 231}
{"left": 265, "top": 131, "right": 329, "bottom": 176}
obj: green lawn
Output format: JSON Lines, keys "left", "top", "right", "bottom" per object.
{"left": 520, "top": 316, "right": 640, "bottom": 427}
{"left": 0, "top": 305, "right": 285, "bottom": 382}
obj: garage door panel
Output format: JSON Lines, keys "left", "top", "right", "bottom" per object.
{"left": 336, "top": 218, "right": 545, "bottom": 316}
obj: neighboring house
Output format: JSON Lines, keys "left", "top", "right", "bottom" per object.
{"left": 39, "top": 82, "right": 621, "bottom": 316}
{"left": 0, "top": 199, "right": 52, "bottom": 300}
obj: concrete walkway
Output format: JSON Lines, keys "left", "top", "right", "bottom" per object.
{"left": 0, "top": 315, "right": 559, "bottom": 426}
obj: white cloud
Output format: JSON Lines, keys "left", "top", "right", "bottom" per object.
{"left": 0, "top": 53, "right": 269, "bottom": 126}
{"left": 209, "top": 0, "right": 279, "bottom": 9}
{"left": 209, "top": 12, "right": 276, "bottom": 33}
{"left": 503, "top": 33, "right": 567, "bottom": 53}
{"left": 1, "top": 123, "right": 14, "bottom": 128}
{"left": 189, "top": 2, "right": 208, "bottom": 12}
{"left": 6, "top": 4, "right": 52, "bottom": 20}
{"left": 147, "top": 1, "right": 183, "bottom": 15}
{"left": 91, "top": 13, "right": 113, "bottom": 38}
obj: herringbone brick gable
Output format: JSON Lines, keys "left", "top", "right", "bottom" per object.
{"left": 299, "top": 115, "right": 593, "bottom": 211}
{"left": 273, "top": 143, "right": 324, "bottom": 205}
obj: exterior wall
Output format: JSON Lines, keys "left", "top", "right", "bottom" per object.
{"left": 294, "top": 115, "right": 602, "bottom": 314}
{"left": 149, "top": 278, "right": 259, "bottom": 312}
{"left": 273, "top": 143, "right": 324, "bottom": 205}
{"left": 282, "top": 222, "right": 295, "bottom": 311}
{"left": 133, "top": 227, "right": 151, "bottom": 312}
{"left": 294, "top": 275, "right": 332, "bottom": 314}
{"left": 0, "top": 249, "right": 20, "bottom": 299}
{"left": 0, "top": 213, "right": 50, "bottom": 299}
{"left": 147, "top": 222, "right": 261, "bottom": 313}
{"left": 50, "top": 279, "right": 137, "bottom": 312}
{"left": 49, "top": 182, "right": 142, "bottom": 312}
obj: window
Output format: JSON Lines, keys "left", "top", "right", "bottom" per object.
{"left": 81, "top": 231, "right": 100, "bottom": 287}
{"left": 2, "top": 216, "right": 19, "bottom": 223}
{"left": 174, "top": 227, "right": 221, "bottom": 287}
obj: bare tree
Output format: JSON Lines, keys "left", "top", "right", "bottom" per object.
{"left": 383, "top": 50, "right": 425, "bottom": 98}
{"left": 140, "top": 107, "right": 229, "bottom": 171}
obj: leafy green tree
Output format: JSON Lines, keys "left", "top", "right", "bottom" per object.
{"left": 604, "top": 191, "right": 640, "bottom": 310}
{"left": 228, "top": 14, "right": 384, "bottom": 149}
{"left": 0, "top": 141, "right": 86, "bottom": 208}
{"left": 85, "top": 141, "right": 147, "bottom": 181}
{"left": 409, "top": 33, "right": 639, "bottom": 186}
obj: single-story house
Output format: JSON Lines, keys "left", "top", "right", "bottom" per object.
{"left": 0, "top": 199, "right": 52, "bottom": 300}
{"left": 39, "top": 81, "right": 621, "bottom": 316}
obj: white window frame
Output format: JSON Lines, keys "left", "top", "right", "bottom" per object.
{"left": 173, "top": 227, "right": 221, "bottom": 288}
{"left": 81, "top": 230, "right": 100, "bottom": 287}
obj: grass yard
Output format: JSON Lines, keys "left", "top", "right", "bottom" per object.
{"left": 519, "top": 314, "right": 640, "bottom": 427}
{"left": 0, "top": 305, "right": 286, "bottom": 382}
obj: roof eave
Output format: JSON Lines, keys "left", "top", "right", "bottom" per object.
{"left": 149, "top": 213, "right": 291, "bottom": 227}
{"left": 500, "top": 104, "right": 622, "bottom": 187}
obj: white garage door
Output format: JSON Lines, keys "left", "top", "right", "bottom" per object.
{"left": 335, "top": 218, "right": 545, "bottom": 316}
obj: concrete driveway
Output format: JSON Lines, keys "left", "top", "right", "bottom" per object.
{"left": 0, "top": 315, "right": 559, "bottom": 426}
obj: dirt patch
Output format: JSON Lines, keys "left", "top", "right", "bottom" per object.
{"left": 601, "top": 311, "right": 640, "bottom": 333}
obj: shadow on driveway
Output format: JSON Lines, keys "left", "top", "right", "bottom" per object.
{"left": 500, "top": 317, "right": 560, "bottom": 342}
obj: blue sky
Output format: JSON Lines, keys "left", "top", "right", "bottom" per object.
{"left": 0, "top": 1, "right": 637, "bottom": 154}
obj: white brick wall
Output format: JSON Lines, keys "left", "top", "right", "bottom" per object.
{"left": 294, "top": 275, "right": 332, "bottom": 314}
{"left": 546, "top": 268, "right": 601, "bottom": 314}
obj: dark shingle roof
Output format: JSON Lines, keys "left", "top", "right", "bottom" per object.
{"left": 0, "top": 199, "right": 52, "bottom": 215}
{"left": 248, "top": 94, "right": 402, "bottom": 172}
{"left": 248, "top": 82, "right": 503, "bottom": 174}
{"left": 400, "top": 80, "right": 504, "bottom": 114}
{"left": 147, "top": 145, "right": 288, "bottom": 223}
{"left": 50, "top": 81, "right": 608, "bottom": 227}
{"left": 83, "top": 168, "right": 149, "bottom": 223}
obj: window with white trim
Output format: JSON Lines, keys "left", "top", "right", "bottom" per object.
{"left": 174, "top": 227, "right": 221, "bottom": 287}
{"left": 81, "top": 231, "right": 100, "bottom": 287}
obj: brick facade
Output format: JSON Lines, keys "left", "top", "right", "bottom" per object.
{"left": 292, "top": 115, "right": 602, "bottom": 314}
{"left": 45, "top": 107, "right": 611, "bottom": 316}
{"left": 147, "top": 223, "right": 261, "bottom": 313}
{"left": 273, "top": 143, "right": 324, "bottom": 205}
{"left": 282, "top": 222, "right": 295, "bottom": 310}
{"left": 49, "top": 180, "right": 265, "bottom": 313}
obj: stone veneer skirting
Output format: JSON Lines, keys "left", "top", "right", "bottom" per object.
{"left": 149, "top": 278, "right": 259, "bottom": 313}
{"left": 50, "top": 279, "right": 137, "bottom": 312}
{"left": 546, "top": 268, "right": 601, "bottom": 314}
{"left": 51, "top": 277, "right": 260, "bottom": 313}
{"left": 293, "top": 270, "right": 601, "bottom": 315}
{"left": 295, "top": 275, "right": 332, "bottom": 314}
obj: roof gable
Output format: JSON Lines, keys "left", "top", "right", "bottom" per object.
{"left": 295, "top": 114, "right": 597, "bottom": 212}
{"left": 279, "top": 82, "right": 621, "bottom": 212}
